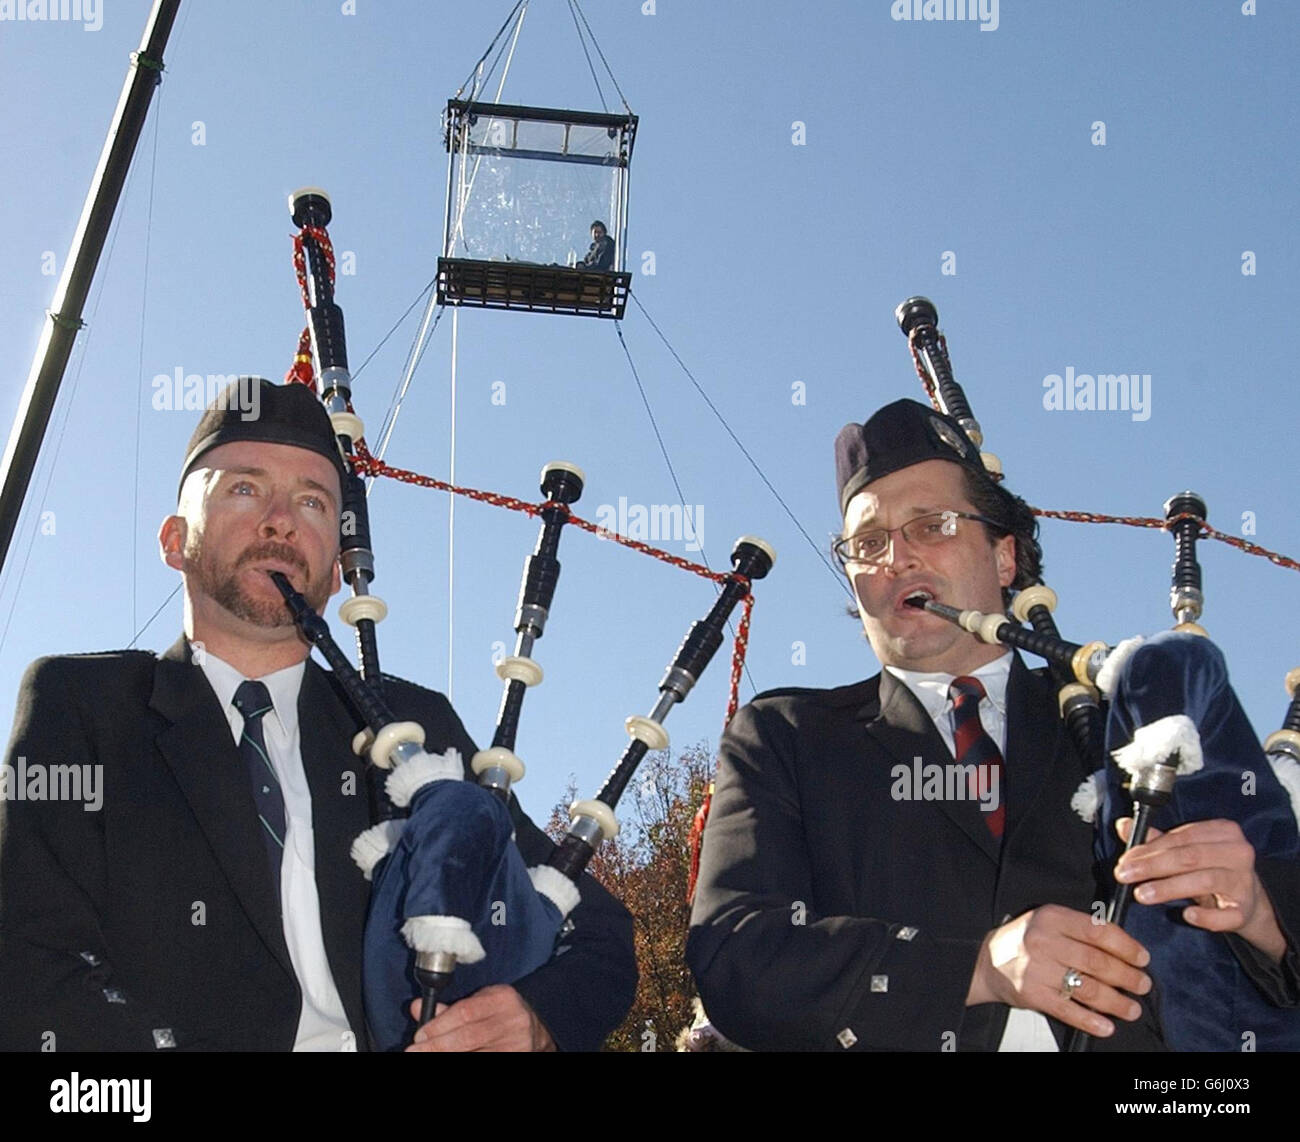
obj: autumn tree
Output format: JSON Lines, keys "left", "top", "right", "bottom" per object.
{"left": 546, "top": 741, "right": 714, "bottom": 1052}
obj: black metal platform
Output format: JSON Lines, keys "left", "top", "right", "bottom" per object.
{"left": 436, "top": 257, "right": 631, "bottom": 320}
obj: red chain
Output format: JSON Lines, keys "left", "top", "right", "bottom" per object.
{"left": 286, "top": 226, "right": 336, "bottom": 386}
{"left": 726, "top": 594, "right": 755, "bottom": 729}
{"left": 347, "top": 437, "right": 755, "bottom": 724}
{"left": 286, "top": 327, "right": 314, "bottom": 387}
{"left": 292, "top": 224, "right": 335, "bottom": 303}
{"left": 907, "top": 327, "right": 942, "bottom": 410}
{"left": 1033, "top": 508, "right": 1300, "bottom": 574}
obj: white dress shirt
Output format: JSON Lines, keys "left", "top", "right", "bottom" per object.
{"left": 200, "top": 651, "right": 357, "bottom": 1052}
{"left": 886, "top": 651, "right": 1059, "bottom": 1052}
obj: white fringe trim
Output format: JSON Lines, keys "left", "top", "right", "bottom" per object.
{"left": 1094, "top": 636, "right": 1145, "bottom": 700}
{"left": 385, "top": 748, "right": 464, "bottom": 809}
{"left": 529, "top": 864, "right": 582, "bottom": 919}
{"left": 1111, "top": 714, "right": 1203, "bottom": 778}
{"left": 1070, "top": 771, "right": 1106, "bottom": 824}
{"left": 401, "top": 915, "right": 486, "bottom": 965}
{"left": 350, "top": 818, "right": 406, "bottom": 880}
{"left": 1267, "top": 753, "right": 1300, "bottom": 830}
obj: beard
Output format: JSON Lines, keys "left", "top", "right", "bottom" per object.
{"left": 185, "top": 532, "right": 334, "bottom": 627}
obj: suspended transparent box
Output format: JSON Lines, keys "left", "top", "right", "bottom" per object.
{"left": 438, "top": 100, "right": 637, "bottom": 320}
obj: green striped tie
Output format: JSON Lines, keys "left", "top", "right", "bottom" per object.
{"left": 233, "top": 680, "right": 286, "bottom": 886}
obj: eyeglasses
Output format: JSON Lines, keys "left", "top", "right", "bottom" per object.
{"left": 832, "top": 510, "right": 1002, "bottom": 568}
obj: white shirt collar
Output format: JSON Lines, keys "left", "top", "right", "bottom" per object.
{"left": 198, "top": 648, "right": 305, "bottom": 740}
{"left": 885, "top": 650, "right": 1012, "bottom": 721}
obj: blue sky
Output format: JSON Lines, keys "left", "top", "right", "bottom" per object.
{"left": 1, "top": 0, "right": 1298, "bottom": 825}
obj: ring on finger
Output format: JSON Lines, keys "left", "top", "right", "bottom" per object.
{"left": 1060, "top": 967, "right": 1084, "bottom": 999}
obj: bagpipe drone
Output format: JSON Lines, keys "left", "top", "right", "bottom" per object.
{"left": 281, "top": 189, "right": 773, "bottom": 1051}
{"left": 895, "top": 296, "right": 1300, "bottom": 1051}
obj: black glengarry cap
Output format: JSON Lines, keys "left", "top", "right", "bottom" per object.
{"left": 834, "top": 398, "right": 987, "bottom": 516}
{"left": 179, "top": 377, "right": 346, "bottom": 497}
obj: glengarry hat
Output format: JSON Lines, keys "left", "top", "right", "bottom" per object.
{"left": 834, "top": 398, "right": 988, "bottom": 516}
{"left": 179, "top": 377, "right": 346, "bottom": 497}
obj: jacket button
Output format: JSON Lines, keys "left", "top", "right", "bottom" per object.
{"left": 836, "top": 1027, "right": 858, "bottom": 1048}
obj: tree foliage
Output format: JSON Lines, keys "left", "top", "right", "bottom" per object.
{"left": 545, "top": 742, "right": 713, "bottom": 1052}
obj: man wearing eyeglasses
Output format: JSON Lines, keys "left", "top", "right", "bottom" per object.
{"left": 686, "top": 398, "right": 1293, "bottom": 1051}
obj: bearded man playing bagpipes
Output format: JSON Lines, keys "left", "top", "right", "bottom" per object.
{"left": 687, "top": 375, "right": 1300, "bottom": 1051}
{"left": 0, "top": 379, "right": 637, "bottom": 1052}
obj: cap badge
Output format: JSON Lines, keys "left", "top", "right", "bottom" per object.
{"left": 930, "top": 416, "right": 968, "bottom": 457}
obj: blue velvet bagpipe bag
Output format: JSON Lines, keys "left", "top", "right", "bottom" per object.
{"left": 362, "top": 778, "right": 565, "bottom": 1052}
{"left": 1096, "top": 631, "right": 1300, "bottom": 1050}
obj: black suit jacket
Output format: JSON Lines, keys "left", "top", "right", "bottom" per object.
{"left": 0, "top": 638, "right": 636, "bottom": 1051}
{"left": 686, "top": 655, "right": 1167, "bottom": 1051}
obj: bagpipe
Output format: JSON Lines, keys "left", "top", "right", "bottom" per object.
{"left": 281, "top": 189, "right": 773, "bottom": 1051}
{"left": 896, "top": 296, "right": 1300, "bottom": 1051}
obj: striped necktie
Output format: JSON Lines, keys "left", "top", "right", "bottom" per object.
{"left": 949, "top": 675, "right": 1006, "bottom": 838}
{"left": 232, "top": 679, "right": 286, "bottom": 887}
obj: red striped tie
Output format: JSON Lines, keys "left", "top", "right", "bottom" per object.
{"left": 949, "top": 676, "right": 1005, "bottom": 838}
